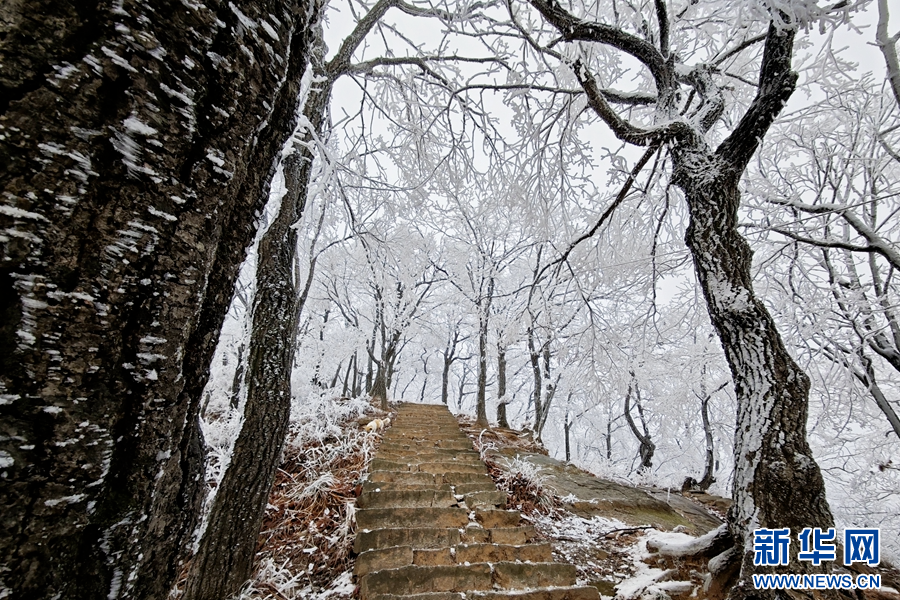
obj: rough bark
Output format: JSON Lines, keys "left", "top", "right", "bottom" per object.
{"left": 676, "top": 161, "right": 837, "bottom": 598}
{"left": 370, "top": 364, "right": 390, "bottom": 410}
{"left": 0, "top": 1, "right": 312, "bottom": 598}
{"left": 183, "top": 16, "right": 329, "bottom": 599}
{"left": 877, "top": 0, "right": 900, "bottom": 110}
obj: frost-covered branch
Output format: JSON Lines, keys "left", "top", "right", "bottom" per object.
{"left": 876, "top": 0, "right": 900, "bottom": 110}
{"left": 526, "top": 0, "right": 668, "bottom": 84}
{"left": 574, "top": 59, "right": 694, "bottom": 146}
{"left": 769, "top": 198, "right": 900, "bottom": 270}
{"left": 716, "top": 21, "right": 798, "bottom": 171}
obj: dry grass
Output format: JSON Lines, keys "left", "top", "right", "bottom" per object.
{"left": 237, "top": 397, "right": 393, "bottom": 599}
{"left": 457, "top": 416, "right": 561, "bottom": 516}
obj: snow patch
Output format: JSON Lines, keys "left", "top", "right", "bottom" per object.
{"left": 123, "top": 117, "right": 158, "bottom": 136}
{"left": 0, "top": 451, "right": 13, "bottom": 469}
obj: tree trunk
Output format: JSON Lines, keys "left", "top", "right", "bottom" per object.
{"left": 699, "top": 394, "right": 716, "bottom": 491}
{"left": 0, "top": 1, "right": 313, "bottom": 598}
{"left": 475, "top": 279, "right": 493, "bottom": 427}
{"left": 370, "top": 366, "right": 389, "bottom": 410}
{"left": 564, "top": 412, "right": 571, "bottom": 462}
{"left": 676, "top": 154, "right": 836, "bottom": 595}
{"left": 352, "top": 352, "right": 361, "bottom": 397}
{"left": 442, "top": 355, "right": 452, "bottom": 405}
{"left": 527, "top": 326, "right": 542, "bottom": 429}
{"left": 230, "top": 343, "right": 246, "bottom": 409}
{"left": 623, "top": 379, "right": 655, "bottom": 472}
{"left": 535, "top": 343, "right": 556, "bottom": 442}
{"left": 182, "top": 16, "right": 329, "bottom": 599}
{"left": 496, "top": 343, "right": 509, "bottom": 428}
{"left": 342, "top": 354, "right": 355, "bottom": 397}
{"left": 606, "top": 420, "right": 612, "bottom": 461}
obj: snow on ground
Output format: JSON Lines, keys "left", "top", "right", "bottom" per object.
{"left": 529, "top": 509, "right": 706, "bottom": 600}
{"left": 234, "top": 391, "right": 388, "bottom": 600}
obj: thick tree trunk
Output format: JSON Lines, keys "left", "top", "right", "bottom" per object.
{"left": 370, "top": 367, "right": 389, "bottom": 410}
{"left": 183, "top": 20, "right": 329, "bottom": 600}
{"left": 676, "top": 157, "right": 836, "bottom": 597}
{"left": 0, "top": 1, "right": 312, "bottom": 598}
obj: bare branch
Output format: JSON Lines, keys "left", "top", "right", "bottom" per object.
{"left": 654, "top": 0, "right": 670, "bottom": 57}
{"left": 526, "top": 0, "right": 668, "bottom": 84}
{"left": 716, "top": 22, "right": 798, "bottom": 171}
{"left": 574, "top": 59, "right": 693, "bottom": 145}
{"left": 713, "top": 33, "right": 767, "bottom": 67}
{"left": 540, "top": 144, "right": 661, "bottom": 280}
{"left": 877, "top": 0, "right": 900, "bottom": 110}
{"left": 769, "top": 198, "right": 900, "bottom": 270}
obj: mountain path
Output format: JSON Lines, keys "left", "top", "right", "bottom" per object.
{"left": 354, "top": 402, "right": 600, "bottom": 600}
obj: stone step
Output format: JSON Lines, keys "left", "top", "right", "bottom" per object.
{"left": 369, "top": 589, "right": 600, "bottom": 600}
{"left": 382, "top": 429, "right": 472, "bottom": 448}
{"left": 359, "top": 564, "right": 493, "bottom": 599}
{"left": 357, "top": 507, "right": 469, "bottom": 529}
{"left": 375, "top": 453, "right": 484, "bottom": 465}
{"left": 359, "top": 563, "right": 578, "bottom": 600}
{"left": 463, "top": 490, "right": 507, "bottom": 508}
{"left": 362, "top": 481, "right": 452, "bottom": 494}
{"left": 358, "top": 489, "right": 457, "bottom": 509}
{"left": 461, "top": 525, "right": 536, "bottom": 545}
{"left": 452, "top": 482, "right": 499, "bottom": 495}
{"left": 492, "top": 562, "right": 578, "bottom": 589}
{"left": 355, "top": 546, "right": 414, "bottom": 576}
{"left": 355, "top": 527, "right": 461, "bottom": 553}
{"left": 418, "top": 462, "right": 486, "bottom": 475}
{"left": 356, "top": 543, "right": 556, "bottom": 576}
{"left": 469, "top": 587, "right": 601, "bottom": 600}
{"left": 455, "top": 542, "right": 553, "bottom": 564}
{"left": 385, "top": 432, "right": 468, "bottom": 436}
{"left": 371, "top": 461, "right": 487, "bottom": 475}
{"left": 377, "top": 449, "right": 481, "bottom": 460}
{"left": 370, "top": 593, "right": 465, "bottom": 600}
{"left": 440, "top": 472, "right": 496, "bottom": 486}
{"left": 474, "top": 508, "right": 520, "bottom": 528}
{"left": 378, "top": 444, "right": 476, "bottom": 454}
{"left": 382, "top": 440, "right": 473, "bottom": 449}
{"left": 413, "top": 547, "right": 454, "bottom": 566}
{"left": 367, "top": 471, "right": 438, "bottom": 485}
{"left": 381, "top": 438, "right": 473, "bottom": 446}
{"left": 370, "top": 459, "right": 486, "bottom": 473}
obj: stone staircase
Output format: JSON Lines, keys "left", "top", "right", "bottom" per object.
{"left": 354, "top": 402, "right": 600, "bottom": 600}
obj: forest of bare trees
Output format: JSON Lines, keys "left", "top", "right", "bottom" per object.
{"left": 2, "top": 0, "right": 898, "bottom": 598}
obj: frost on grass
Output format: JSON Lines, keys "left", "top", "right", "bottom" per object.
{"left": 236, "top": 391, "right": 384, "bottom": 599}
